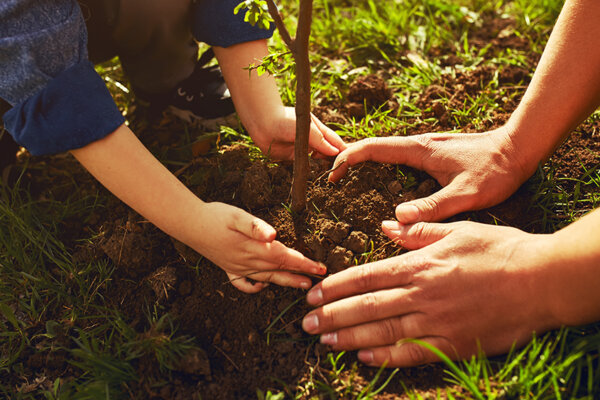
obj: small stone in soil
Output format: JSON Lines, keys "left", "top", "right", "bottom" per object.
{"left": 248, "top": 330, "right": 259, "bottom": 345}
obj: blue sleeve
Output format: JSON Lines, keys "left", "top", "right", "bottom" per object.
{"left": 193, "top": 0, "right": 274, "bottom": 48}
{"left": 0, "top": 0, "right": 124, "bottom": 156}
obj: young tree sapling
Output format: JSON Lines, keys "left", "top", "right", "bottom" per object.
{"left": 235, "top": 0, "right": 314, "bottom": 213}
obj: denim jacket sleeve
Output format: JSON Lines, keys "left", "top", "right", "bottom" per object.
{"left": 0, "top": 0, "right": 124, "bottom": 155}
{"left": 193, "top": 0, "right": 274, "bottom": 48}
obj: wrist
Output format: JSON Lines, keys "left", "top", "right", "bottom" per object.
{"left": 501, "top": 123, "right": 543, "bottom": 177}
{"left": 508, "top": 232, "right": 563, "bottom": 332}
{"left": 246, "top": 106, "right": 287, "bottom": 139}
{"left": 543, "top": 211, "right": 600, "bottom": 326}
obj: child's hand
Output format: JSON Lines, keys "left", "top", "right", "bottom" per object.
{"left": 193, "top": 201, "right": 327, "bottom": 293}
{"left": 251, "top": 107, "right": 347, "bottom": 160}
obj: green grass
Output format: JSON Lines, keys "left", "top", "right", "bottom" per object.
{"left": 4, "top": 0, "right": 600, "bottom": 398}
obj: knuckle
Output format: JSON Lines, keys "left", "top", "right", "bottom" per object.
{"left": 408, "top": 222, "right": 428, "bottom": 239}
{"left": 362, "top": 137, "right": 380, "bottom": 159}
{"left": 352, "top": 264, "right": 375, "bottom": 292}
{"left": 377, "top": 347, "right": 395, "bottom": 366}
{"left": 276, "top": 252, "right": 289, "bottom": 268}
{"left": 413, "top": 133, "right": 433, "bottom": 148}
{"left": 378, "top": 318, "right": 402, "bottom": 343}
{"left": 338, "top": 329, "right": 358, "bottom": 350}
{"left": 419, "top": 197, "right": 441, "bottom": 220}
{"left": 319, "top": 307, "right": 335, "bottom": 329}
{"left": 404, "top": 342, "right": 427, "bottom": 365}
{"left": 359, "top": 292, "right": 379, "bottom": 318}
{"left": 264, "top": 271, "right": 276, "bottom": 283}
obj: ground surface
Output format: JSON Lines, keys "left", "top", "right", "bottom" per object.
{"left": 2, "top": 0, "right": 600, "bottom": 398}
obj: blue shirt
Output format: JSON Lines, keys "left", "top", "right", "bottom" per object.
{"left": 0, "top": 0, "right": 272, "bottom": 156}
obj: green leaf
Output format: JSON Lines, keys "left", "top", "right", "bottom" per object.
{"left": 0, "top": 302, "right": 20, "bottom": 331}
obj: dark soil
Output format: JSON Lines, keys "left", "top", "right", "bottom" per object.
{"left": 4, "top": 15, "right": 600, "bottom": 400}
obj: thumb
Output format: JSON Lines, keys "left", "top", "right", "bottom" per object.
{"left": 382, "top": 220, "right": 451, "bottom": 250}
{"left": 232, "top": 210, "right": 277, "bottom": 242}
{"left": 395, "top": 184, "right": 473, "bottom": 223}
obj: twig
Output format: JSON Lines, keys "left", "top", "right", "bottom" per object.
{"left": 265, "top": 0, "right": 295, "bottom": 51}
{"left": 213, "top": 344, "right": 241, "bottom": 371}
{"left": 314, "top": 160, "right": 346, "bottom": 182}
{"left": 173, "top": 158, "right": 198, "bottom": 177}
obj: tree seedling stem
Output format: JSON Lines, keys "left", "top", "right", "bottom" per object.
{"left": 238, "top": 0, "right": 314, "bottom": 212}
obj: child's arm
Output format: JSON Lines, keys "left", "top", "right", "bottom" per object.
{"left": 214, "top": 40, "right": 346, "bottom": 160}
{"left": 71, "top": 123, "right": 326, "bottom": 293}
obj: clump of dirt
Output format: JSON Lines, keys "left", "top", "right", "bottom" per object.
{"left": 98, "top": 214, "right": 166, "bottom": 279}
{"left": 241, "top": 162, "right": 273, "bottom": 209}
{"left": 345, "top": 74, "right": 398, "bottom": 118}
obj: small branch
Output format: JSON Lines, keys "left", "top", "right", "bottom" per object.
{"left": 265, "top": 0, "right": 295, "bottom": 52}
{"left": 213, "top": 345, "right": 240, "bottom": 371}
{"left": 314, "top": 160, "right": 346, "bottom": 182}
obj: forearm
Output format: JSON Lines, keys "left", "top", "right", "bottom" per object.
{"left": 214, "top": 40, "right": 284, "bottom": 135}
{"left": 542, "top": 208, "right": 600, "bottom": 326}
{"left": 70, "top": 124, "right": 206, "bottom": 249}
{"left": 506, "top": 0, "right": 600, "bottom": 174}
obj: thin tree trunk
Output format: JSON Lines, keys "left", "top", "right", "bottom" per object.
{"left": 290, "top": 0, "right": 313, "bottom": 213}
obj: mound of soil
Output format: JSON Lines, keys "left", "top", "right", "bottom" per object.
{"left": 68, "top": 137, "right": 548, "bottom": 398}
{"left": 6, "top": 18, "right": 599, "bottom": 396}
{"left": 87, "top": 148, "right": 451, "bottom": 399}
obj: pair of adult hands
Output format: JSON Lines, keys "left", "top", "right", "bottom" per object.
{"left": 301, "top": 128, "right": 557, "bottom": 367}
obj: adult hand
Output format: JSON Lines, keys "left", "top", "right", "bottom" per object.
{"left": 328, "top": 128, "right": 536, "bottom": 223}
{"left": 301, "top": 219, "right": 559, "bottom": 367}
{"left": 251, "top": 106, "right": 347, "bottom": 160}
{"left": 194, "top": 202, "right": 326, "bottom": 293}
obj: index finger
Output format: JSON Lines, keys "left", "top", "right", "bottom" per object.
{"left": 328, "top": 136, "right": 429, "bottom": 182}
{"left": 306, "top": 253, "right": 422, "bottom": 306}
{"left": 248, "top": 239, "right": 327, "bottom": 276}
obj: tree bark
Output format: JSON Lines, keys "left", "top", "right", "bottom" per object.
{"left": 290, "top": 0, "right": 313, "bottom": 213}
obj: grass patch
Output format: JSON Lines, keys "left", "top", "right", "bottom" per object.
{"left": 4, "top": 0, "right": 600, "bottom": 398}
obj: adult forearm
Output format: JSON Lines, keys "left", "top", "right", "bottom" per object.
{"left": 70, "top": 124, "right": 206, "bottom": 247}
{"left": 506, "top": 0, "right": 600, "bottom": 174}
{"left": 542, "top": 208, "right": 600, "bottom": 326}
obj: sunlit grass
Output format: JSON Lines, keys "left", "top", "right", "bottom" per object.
{"left": 6, "top": 0, "right": 600, "bottom": 398}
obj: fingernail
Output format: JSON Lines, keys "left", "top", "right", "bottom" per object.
{"left": 302, "top": 314, "right": 319, "bottom": 332}
{"left": 316, "top": 262, "right": 327, "bottom": 274}
{"left": 320, "top": 332, "right": 338, "bottom": 345}
{"left": 358, "top": 350, "right": 374, "bottom": 364}
{"left": 396, "top": 204, "right": 420, "bottom": 223}
{"left": 306, "top": 287, "right": 323, "bottom": 305}
{"left": 300, "top": 281, "right": 311, "bottom": 289}
{"left": 382, "top": 220, "right": 401, "bottom": 230}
